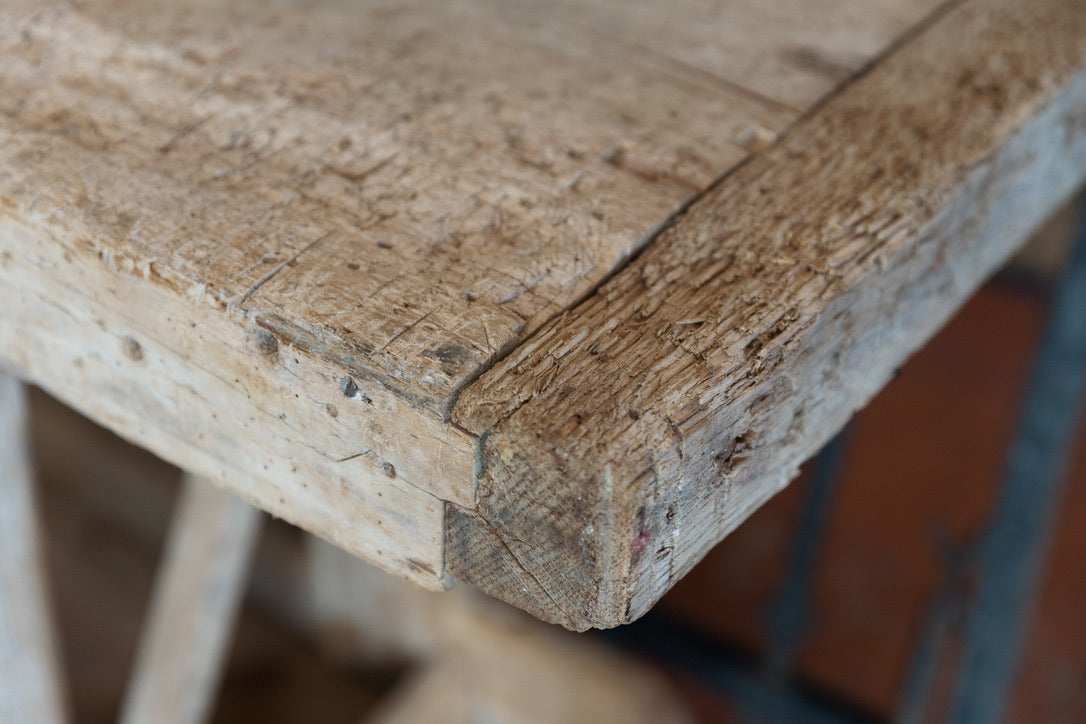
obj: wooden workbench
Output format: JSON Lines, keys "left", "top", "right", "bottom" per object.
{"left": 1, "top": 0, "right": 1084, "bottom": 633}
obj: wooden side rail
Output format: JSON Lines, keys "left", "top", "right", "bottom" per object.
{"left": 448, "top": 0, "right": 1086, "bottom": 629}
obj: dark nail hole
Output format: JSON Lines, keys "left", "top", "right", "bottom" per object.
{"left": 123, "top": 336, "right": 144, "bottom": 362}
{"left": 254, "top": 329, "right": 279, "bottom": 355}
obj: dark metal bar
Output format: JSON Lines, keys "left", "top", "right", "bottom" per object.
{"left": 605, "top": 614, "right": 878, "bottom": 724}
{"left": 763, "top": 430, "right": 851, "bottom": 682}
{"left": 606, "top": 432, "right": 857, "bottom": 723}
{"left": 948, "top": 199, "right": 1086, "bottom": 724}
{"left": 610, "top": 201, "right": 1086, "bottom": 723}
{"left": 896, "top": 586, "right": 952, "bottom": 724}
{"left": 896, "top": 533, "right": 972, "bottom": 724}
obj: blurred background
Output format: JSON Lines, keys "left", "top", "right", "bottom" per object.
{"left": 27, "top": 194, "right": 1086, "bottom": 723}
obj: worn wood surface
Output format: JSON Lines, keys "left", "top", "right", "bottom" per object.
{"left": 0, "top": 213, "right": 453, "bottom": 587}
{"left": 1, "top": 0, "right": 1082, "bottom": 630}
{"left": 120, "top": 476, "right": 261, "bottom": 724}
{"left": 0, "top": 0, "right": 939, "bottom": 593}
{"left": 0, "top": 375, "right": 69, "bottom": 724}
{"left": 449, "top": 0, "right": 1086, "bottom": 628}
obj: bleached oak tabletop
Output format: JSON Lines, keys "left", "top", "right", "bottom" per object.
{"left": 1, "top": 0, "right": 1084, "bottom": 630}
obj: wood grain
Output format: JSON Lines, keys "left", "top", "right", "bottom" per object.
{"left": 449, "top": 0, "right": 1086, "bottom": 629}
{"left": 0, "top": 215, "right": 453, "bottom": 588}
{"left": 0, "top": 0, "right": 939, "bottom": 596}
{"left": 0, "top": 0, "right": 783, "bottom": 416}
{"left": 0, "top": 374, "right": 69, "bottom": 724}
{"left": 2, "top": 0, "right": 1073, "bottom": 630}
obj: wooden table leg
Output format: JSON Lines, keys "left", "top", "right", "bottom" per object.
{"left": 120, "top": 475, "right": 262, "bottom": 724}
{"left": 0, "top": 374, "right": 69, "bottom": 724}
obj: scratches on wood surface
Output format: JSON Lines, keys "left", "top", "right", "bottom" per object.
{"left": 448, "top": 0, "right": 1086, "bottom": 628}
{"left": 0, "top": 0, "right": 1053, "bottom": 624}
{"left": 0, "top": 0, "right": 938, "bottom": 415}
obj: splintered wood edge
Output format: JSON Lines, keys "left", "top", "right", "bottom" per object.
{"left": 446, "top": 0, "right": 1086, "bottom": 630}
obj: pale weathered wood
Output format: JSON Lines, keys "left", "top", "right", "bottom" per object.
{"left": 449, "top": 0, "right": 1086, "bottom": 629}
{"left": 543, "top": 0, "right": 947, "bottom": 109}
{"left": 0, "top": 0, "right": 778, "bottom": 416}
{"left": 0, "top": 218, "right": 453, "bottom": 588}
{"left": 119, "top": 475, "right": 261, "bottom": 724}
{"left": 3, "top": 0, "right": 1078, "bottom": 632}
{"left": 0, "top": 0, "right": 939, "bottom": 594}
{"left": 0, "top": 0, "right": 937, "bottom": 413}
{"left": 0, "top": 374, "right": 69, "bottom": 724}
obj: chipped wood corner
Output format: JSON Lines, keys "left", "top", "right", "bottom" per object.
{"left": 443, "top": 0, "right": 1086, "bottom": 630}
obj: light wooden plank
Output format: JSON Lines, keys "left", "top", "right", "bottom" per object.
{"left": 0, "top": 218, "right": 452, "bottom": 588}
{"left": 119, "top": 475, "right": 261, "bottom": 724}
{"left": 0, "top": 0, "right": 777, "bottom": 416}
{"left": 0, "top": 374, "right": 69, "bottom": 724}
{"left": 450, "top": 0, "right": 1086, "bottom": 629}
{"left": 0, "top": 0, "right": 935, "bottom": 414}
{"left": 545, "top": 0, "right": 947, "bottom": 109}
